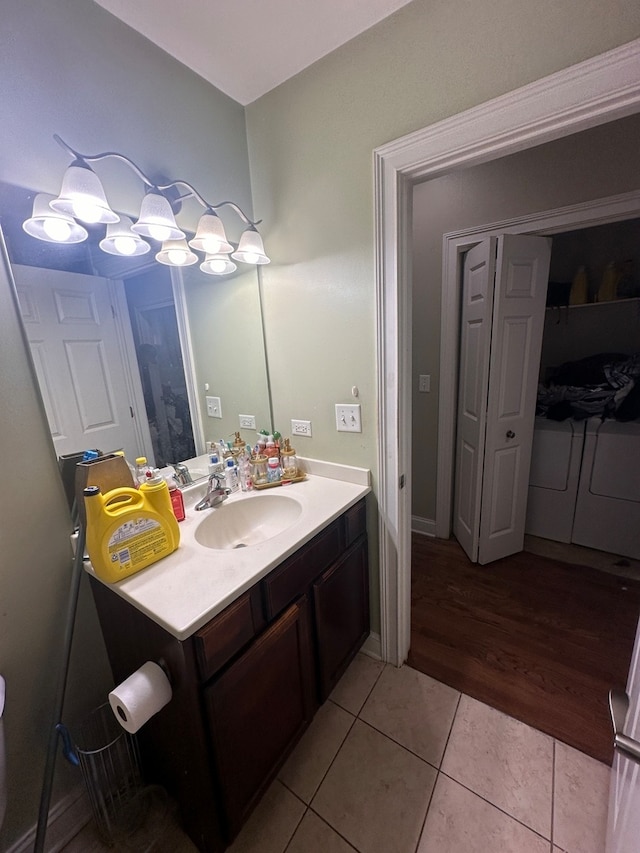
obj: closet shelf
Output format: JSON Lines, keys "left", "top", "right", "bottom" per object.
{"left": 546, "top": 296, "right": 640, "bottom": 311}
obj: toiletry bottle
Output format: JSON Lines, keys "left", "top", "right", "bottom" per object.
{"left": 281, "top": 439, "right": 298, "bottom": 480}
{"left": 208, "top": 453, "right": 224, "bottom": 475}
{"left": 251, "top": 454, "right": 268, "bottom": 486}
{"left": 256, "top": 432, "right": 268, "bottom": 455}
{"left": 165, "top": 475, "right": 186, "bottom": 521}
{"left": 237, "top": 449, "right": 253, "bottom": 492}
{"left": 224, "top": 457, "right": 239, "bottom": 492}
{"left": 135, "top": 456, "right": 152, "bottom": 485}
{"left": 267, "top": 456, "right": 281, "bottom": 483}
{"left": 265, "top": 436, "right": 278, "bottom": 458}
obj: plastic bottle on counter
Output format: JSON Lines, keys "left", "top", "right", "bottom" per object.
{"left": 267, "top": 456, "right": 281, "bottom": 483}
{"left": 281, "top": 439, "right": 298, "bottom": 480}
{"left": 134, "top": 456, "right": 153, "bottom": 485}
{"left": 164, "top": 475, "right": 186, "bottom": 521}
{"left": 224, "top": 458, "right": 239, "bottom": 492}
{"left": 113, "top": 450, "right": 137, "bottom": 487}
{"left": 208, "top": 453, "right": 224, "bottom": 475}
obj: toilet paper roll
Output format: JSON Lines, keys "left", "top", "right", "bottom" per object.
{"left": 108, "top": 661, "right": 172, "bottom": 734}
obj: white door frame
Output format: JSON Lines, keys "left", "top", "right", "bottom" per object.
{"left": 373, "top": 38, "right": 640, "bottom": 666}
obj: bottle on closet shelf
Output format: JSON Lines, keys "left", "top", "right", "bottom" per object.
{"left": 569, "top": 266, "right": 588, "bottom": 305}
{"left": 598, "top": 261, "right": 620, "bottom": 303}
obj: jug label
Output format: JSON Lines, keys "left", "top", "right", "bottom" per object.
{"left": 107, "top": 518, "right": 170, "bottom": 573}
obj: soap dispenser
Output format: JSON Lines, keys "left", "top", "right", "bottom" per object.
{"left": 281, "top": 439, "right": 298, "bottom": 480}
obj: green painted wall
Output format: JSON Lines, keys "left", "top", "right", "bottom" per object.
{"left": 0, "top": 0, "right": 253, "bottom": 846}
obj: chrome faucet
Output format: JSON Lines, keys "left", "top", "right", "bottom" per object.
{"left": 195, "top": 472, "right": 231, "bottom": 511}
{"left": 172, "top": 463, "right": 193, "bottom": 486}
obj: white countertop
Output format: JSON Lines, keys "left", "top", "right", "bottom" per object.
{"left": 85, "top": 458, "right": 370, "bottom": 641}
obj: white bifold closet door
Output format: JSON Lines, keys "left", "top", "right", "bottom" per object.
{"left": 453, "top": 234, "right": 551, "bottom": 565}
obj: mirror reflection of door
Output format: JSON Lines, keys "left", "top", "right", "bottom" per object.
{"left": 124, "top": 268, "right": 196, "bottom": 468}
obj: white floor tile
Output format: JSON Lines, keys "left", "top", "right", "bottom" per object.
{"left": 329, "top": 652, "right": 385, "bottom": 716}
{"left": 441, "top": 694, "right": 553, "bottom": 838}
{"left": 553, "top": 740, "right": 610, "bottom": 853}
{"left": 287, "top": 810, "right": 358, "bottom": 853}
{"left": 417, "top": 774, "right": 550, "bottom": 853}
{"left": 226, "top": 780, "right": 305, "bottom": 853}
{"left": 279, "top": 700, "right": 354, "bottom": 803}
{"left": 312, "top": 719, "right": 437, "bottom": 853}
{"left": 360, "top": 664, "right": 459, "bottom": 766}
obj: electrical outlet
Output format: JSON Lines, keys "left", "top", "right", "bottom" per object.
{"left": 239, "top": 414, "right": 256, "bottom": 430}
{"left": 206, "top": 396, "right": 222, "bottom": 418}
{"left": 335, "top": 404, "right": 362, "bottom": 433}
{"left": 291, "top": 419, "right": 312, "bottom": 437}
{"left": 419, "top": 374, "right": 431, "bottom": 393}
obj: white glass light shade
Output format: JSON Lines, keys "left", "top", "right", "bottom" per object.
{"left": 231, "top": 227, "right": 270, "bottom": 264}
{"left": 200, "top": 253, "right": 237, "bottom": 275}
{"left": 189, "top": 211, "right": 233, "bottom": 255}
{"left": 49, "top": 160, "right": 119, "bottom": 224}
{"left": 131, "top": 191, "right": 185, "bottom": 242}
{"left": 22, "top": 193, "right": 89, "bottom": 243}
{"left": 156, "top": 239, "right": 198, "bottom": 267}
{"left": 99, "top": 216, "right": 151, "bottom": 256}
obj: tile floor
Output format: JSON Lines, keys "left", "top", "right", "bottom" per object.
{"left": 65, "top": 653, "right": 611, "bottom": 853}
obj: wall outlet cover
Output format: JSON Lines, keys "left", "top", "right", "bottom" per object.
{"left": 291, "top": 419, "right": 312, "bottom": 437}
{"left": 239, "top": 414, "right": 256, "bottom": 430}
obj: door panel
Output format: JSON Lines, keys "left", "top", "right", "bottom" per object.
{"left": 478, "top": 234, "right": 551, "bottom": 564}
{"left": 14, "top": 264, "right": 141, "bottom": 460}
{"left": 453, "top": 239, "right": 497, "bottom": 561}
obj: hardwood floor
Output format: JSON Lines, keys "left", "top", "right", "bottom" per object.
{"left": 408, "top": 534, "right": 640, "bottom": 765}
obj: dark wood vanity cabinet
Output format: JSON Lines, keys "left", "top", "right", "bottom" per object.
{"left": 89, "top": 497, "right": 369, "bottom": 852}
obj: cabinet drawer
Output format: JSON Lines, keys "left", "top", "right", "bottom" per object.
{"left": 344, "top": 499, "right": 366, "bottom": 547}
{"left": 194, "top": 587, "right": 265, "bottom": 682}
{"left": 263, "top": 521, "right": 342, "bottom": 619}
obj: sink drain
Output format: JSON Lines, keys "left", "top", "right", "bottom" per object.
{"left": 233, "top": 543, "right": 247, "bottom": 549}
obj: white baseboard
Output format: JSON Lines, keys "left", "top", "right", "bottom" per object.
{"left": 7, "top": 785, "right": 91, "bottom": 853}
{"left": 411, "top": 516, "right": 436, "bottom": 537}
{"left": 361, "top": 631, "right": 382, "bottom": 660}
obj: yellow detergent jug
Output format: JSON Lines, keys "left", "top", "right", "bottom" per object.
{"left": 84, "top": 477, "right": 180, "bottom": 583}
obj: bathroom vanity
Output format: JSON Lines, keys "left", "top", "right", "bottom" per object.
{"left": 87, "top": 464, "right": 370, "bottom": 851}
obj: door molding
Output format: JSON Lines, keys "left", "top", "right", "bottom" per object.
{"left": 373, "top": 38, "right": 640, "bottom": 666}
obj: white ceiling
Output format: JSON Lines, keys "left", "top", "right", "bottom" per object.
{"left": 93, "top": 0, "right": 415, "bottom": 105}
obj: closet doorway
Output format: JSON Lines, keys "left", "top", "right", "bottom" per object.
{"left": 436, "top": 189, "right": 640, "bottom": 549}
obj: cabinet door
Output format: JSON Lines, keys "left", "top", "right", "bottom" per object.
{"left": 203, "top": 596, "right": 316, "bottom": 839}
{"left": 314, "top": 537, "right": 369, "bottom": 701}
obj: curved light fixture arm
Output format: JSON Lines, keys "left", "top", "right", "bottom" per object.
{"left": 53, "top": 134, "right": 259, "bottom": 225}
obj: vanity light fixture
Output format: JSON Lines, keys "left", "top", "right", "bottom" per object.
{"left": 200, "top": 253, "right": 237, "bottom": 276}
{"left": 22, "top": 193, "right": 89, "bottom": 244}
{"left": 22, "top": 135, "right": 271, "bottom": 270}
{"left": 231, "top": 225, "right": 270, "bottom": 265}
{"left": 99, "top": 216, "right": 151, "bottom": 256}
{"left": 156, "top": 238, "right": 198, "bottom": 267}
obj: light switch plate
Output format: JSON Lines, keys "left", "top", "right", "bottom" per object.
{"left": 335, "top": 404, "right": 362, "bottom": 433}
{"left": 206, "top": 396, "right": 222, "bottom": 418}
{"left": 419, "top": 374, "right": 431, "bottom": 393}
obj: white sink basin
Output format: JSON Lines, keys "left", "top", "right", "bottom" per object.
{"left": 194, "top": 494, "right": 303, "bottom": 550}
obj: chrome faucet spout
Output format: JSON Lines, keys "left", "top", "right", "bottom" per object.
{"left": 194, "top": 472, "right": 231, "bottom": 511}
{"left": 173, "top": 463, "right": 193, "bottom": 486}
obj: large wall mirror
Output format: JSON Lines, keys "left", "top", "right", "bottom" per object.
{"left": 0, "top": 181, "right": 273, "bottom": 481}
